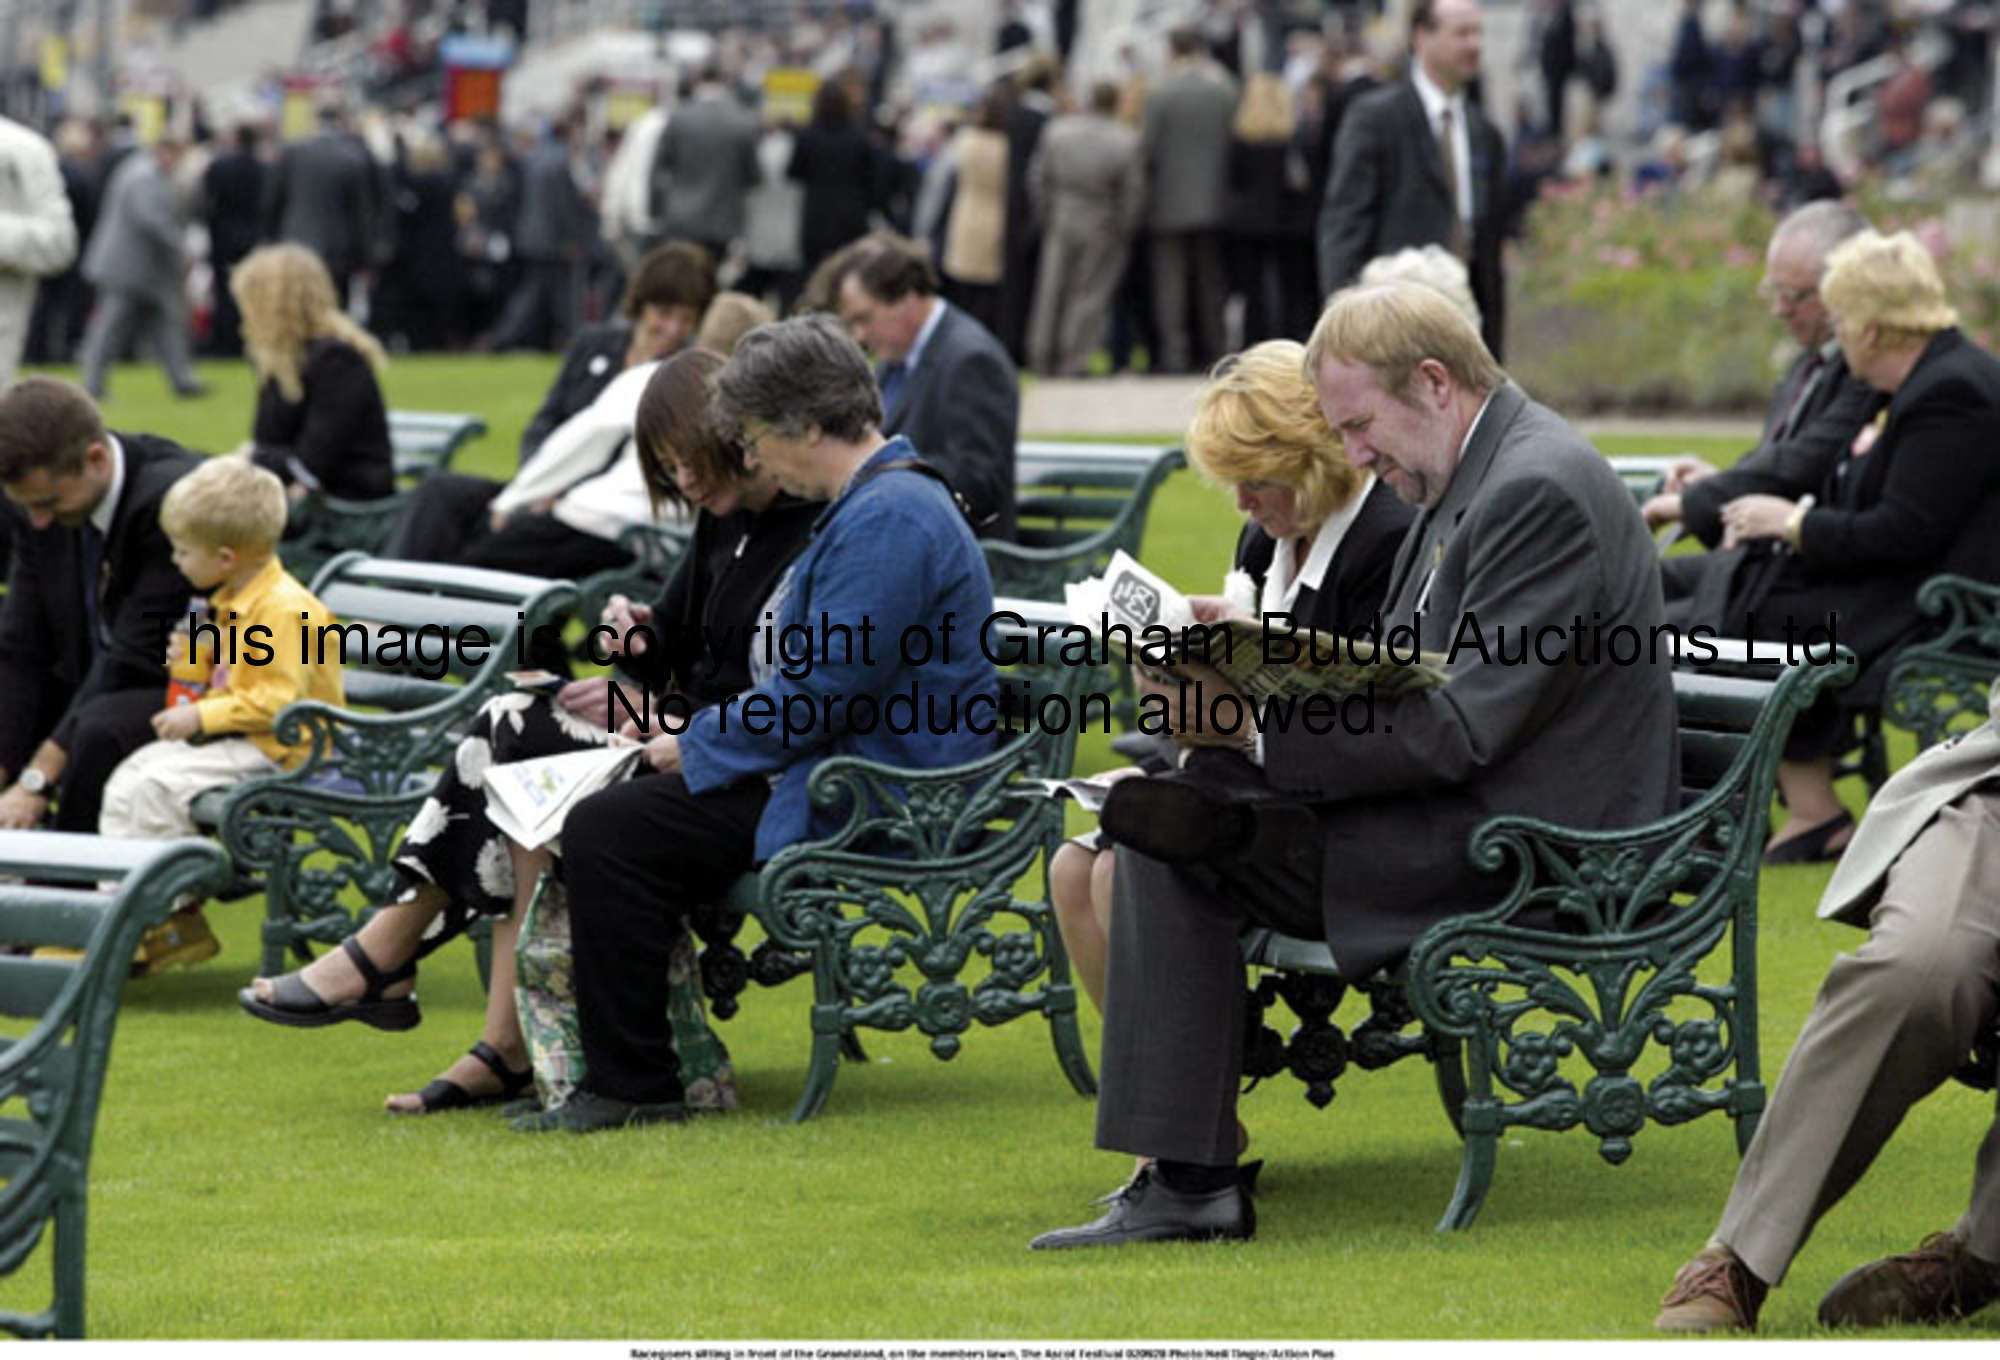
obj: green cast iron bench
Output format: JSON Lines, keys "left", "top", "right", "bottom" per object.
{"left": 1235, "top": 637, "right": 1854, "bottom": 1230}
{"left": 198, "top": 554, "right": 575, "bottom": 977}
{"left": 983, "top": 442, "right": 1186, "bottom": 600}
{"left": 687, "top": 612, "right": 1101, "bottom": 1121}
{"left": 281, "top": 412, "right": 491, "bottom": 581}
{"left": 1882, "top": 574, "right": 2000, "bottom": 751}
{"left": 0, "top": 832, "right": 228, "bottom": 1338}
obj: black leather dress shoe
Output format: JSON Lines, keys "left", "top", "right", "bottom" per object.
{"left": 1028, "top": 1165, "right": 1255, "bottom": 1250}
{"left": 1099, "top": 777, "right": 1319, "bottom": 877}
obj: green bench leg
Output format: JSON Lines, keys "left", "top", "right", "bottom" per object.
{"left": 794, "top": 992, "right": 848, "bottom": 1123}
{"left": 1439, "top": 1105, "right": 1499, "bottom": 1232}
{"left": 1045, "top": 981, "right": 1097, "bottom": 1096}
{"left": 1431, "top": 1033, "right": 1468, "bottom": 1139}
{"left": 52, "top": 1194, "right": 84, "bottom": 1339}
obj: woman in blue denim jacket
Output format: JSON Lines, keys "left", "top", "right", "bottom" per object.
{"left": 522, "top": 314, "right": 1001, "bottom": 1133}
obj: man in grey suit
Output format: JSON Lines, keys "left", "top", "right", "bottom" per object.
{"left": 262, "top": 105, "right": 381, "bottom": 304}
{"left": 77, "top": 134, "right": 202, "bottom": 401}
{"left": 1027, "top": 81, "right": 1144, "bottom": 378}
{"left": 1645, "top": 202, "right": 1881, "bottom": 553}
{"left": 653, "top": 66, "right": 761, "bottom": 262}
{"left": 1030, "top": 281, "right": 1677, "bottom": 1248}
{"left": 1318, "top": 0, "right": 1508, "bottom": 360}
{"left": 1142, "top": 26, "right": 1237, "bottom": 375}
{"left": 1657, "top": 682, "right": 2000, "bottom": 1332}
{"left": 831, "top": 232, "right": 1019, "bottom": 540}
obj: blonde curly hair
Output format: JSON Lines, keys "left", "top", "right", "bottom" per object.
{"left": 1186, "top": 340, "right": 1365, "bottom": 526}
{"left": 232, "top": 244, "right": 388, "bottom": 403}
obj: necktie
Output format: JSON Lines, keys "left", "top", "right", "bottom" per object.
{"left": 1776, "top": 350, "right": 1827, "bottom": 440}
{"left": 1438, "top": 106, "right": 1469, "bottom": 260}
{"left": 80, "top": 523, "right": 105, "bottom": 653}
{"left": 879, "top": 361, "right": 907, "bottom": 416}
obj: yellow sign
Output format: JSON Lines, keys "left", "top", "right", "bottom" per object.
{"left": 39, "top": 35, "right": 67, "bottom": 92}
{"left": 762, "top": 67, "right": 819, "bottom": 125}
{"left": 119, "top": 92, "right": 167, "bottom": 146}
{"left": 605, "top": 85, "right": 657, "bottom": 131}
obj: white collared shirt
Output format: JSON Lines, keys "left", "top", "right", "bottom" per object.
{"left": 90, "top": 433, "right": 126, "bottom": 538}
{"left": 1260, "top": 473, "right": 1378, "bottom": 618}
{"left": 1410, "top": 61, "right": 1474, "bottom": 230}
{"left": 902, "top": 296, "right": 947, "bottom": 379}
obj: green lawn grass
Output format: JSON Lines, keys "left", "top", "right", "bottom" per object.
{"left": 9, "top": 358, "right": 1993, "bottom": 1338}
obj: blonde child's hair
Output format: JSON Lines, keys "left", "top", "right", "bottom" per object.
{"left": 160, "top": 457, "right": 288, "bottom": 555}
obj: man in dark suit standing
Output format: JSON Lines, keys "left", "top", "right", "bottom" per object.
{"left": 263, "top": 104, "right": 381, "bottom": 306}
{"left": 202, "top": 121, "right": 267, "bottom": 358}
{"left": 0, "top": 377, "right": 199, "bottom": 833}
{"left": 830, "top": 233, "right": 1019, "bottom": 540}
{"left": 1029, "top": 282, "right": 1677, "bottom": 1248}
{"left": 1318, "top": 0, "right": 1508, "bottom": 360}
{"left": 1645, "top": 201, "right": 1880, "bottom": 569}
{"left": 484, "top": 115, "right": 593, "bottom": 353}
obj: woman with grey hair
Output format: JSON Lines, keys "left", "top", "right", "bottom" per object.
{"left": 1356, "top": 245, "right": 1482, "bottom": 333}
{"left": 519, "top": 314, "right": 1003, "bottom": 1133}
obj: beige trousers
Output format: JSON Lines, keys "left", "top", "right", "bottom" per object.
{"left": 1719, "top": 787, "right": 2000, "bottom": 1285}
{"left": 99, "top": 736, "right": 280, "bottom": 840}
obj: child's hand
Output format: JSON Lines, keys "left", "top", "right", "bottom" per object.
{"left": 151, "top": 705, "right": 202, "bottom": 741}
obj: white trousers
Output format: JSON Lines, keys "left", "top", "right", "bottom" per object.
{"left": 99, "top": 737, "right": 281, "bottom": 840}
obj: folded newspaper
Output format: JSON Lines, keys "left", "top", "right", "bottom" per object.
{"left": 1064, "top": 550, "right": 1449, "bottom": 703}
{"left": 1019, "top": 768, "right": 1147, "bottom": 813}
{"left": 484, "top": 745, "right": 646, "bottom": 851}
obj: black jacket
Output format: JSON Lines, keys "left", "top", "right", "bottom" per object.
{"left": 1726, "top": 329, "right": 2000, "bottom": 669}
{"left": 250, "top": 337, "right": 393, "bottom": 501}
{"left": 1681, "top": 346, "right": 1883, "bottom": 548}
{"left": 1316, "top": 77, "right": 1507, "bottom": 359}
{"left": 1231, "top": 478, "right": 1414, "bottom": 634}
{"left": 0, "top": 432, "right": 201, "bottom": 766}
{"left": 519, "top": 323, "right": 633, "bottom": 469}
{"left": 620, "top": 495, "right": 820, "bottom": 709}
{"left": 879, "top": 302, "right": 1019, "bottom": 541}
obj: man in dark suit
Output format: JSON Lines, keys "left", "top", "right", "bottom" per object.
{"left": 484, "top": 115, "right": 593, "bottom": 353}
{"left": 830, "top": 232, "right": 1019, "bottom": 540}
{"left": 1317, "top": 0, "right": 1508, "bottom": 359}
{"left": 1646, "top": 202, "right": 1880, "bottom": 566}
{"left": 1029, "top": 281, "right": 1677, "bottom": 1248}
{"left": 0, "top": 377, "right": 199, "bottom": 833}
{"left": 263, "top": 104, "right": 382, "bottom": 305}
{"left": 202, "top": 122, "right": 267, "bottom": 358}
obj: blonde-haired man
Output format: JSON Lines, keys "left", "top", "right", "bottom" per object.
{"left": 99, "top": 456, "right": 344, "bottom": 968}
{"left": 1031, "top": 280, "right": 1675, "bottom": 1249}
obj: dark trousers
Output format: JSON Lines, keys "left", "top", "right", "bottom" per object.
{"left": 563, "top": 772, "right": 770, "bottom": 1104}
{"left": 1097, "top": 779, "right": 1325, "bottom": 1166}
{"left": 1149, "top": 229, "right": 1226, "bottom": 374}
{"left": 485, "top": 258, "right": 575, "bottom": 353}
{"left": 384, "top": 471, "right": 503, "bottom": 562}
{"left": 54, "top": 689, "right": 161, "bottom": 833}
{"left": 1228, "top": 232, "right": 1320, "bottom": 345}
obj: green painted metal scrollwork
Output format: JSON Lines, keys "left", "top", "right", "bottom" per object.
{"left": 1399, "top": 645, "right": 1855, "bottom": 1229}
{"left": 730, "top": 660, "right": 1098, "bottom": 1120}
{"left": 1883, "top": 574, "right": 2000, "bottom": 750}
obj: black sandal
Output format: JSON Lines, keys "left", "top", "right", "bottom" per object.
{"left": 392, "top": 1040, "right": 534, "bottom": 1116}
{"left": 236, "top": 936, "right": 421, "bottom": 1032}
{"left": 1763, "top": 809, "right": 1855, "bottom": 865}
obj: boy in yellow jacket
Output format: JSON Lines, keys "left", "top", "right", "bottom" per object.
{"left": 100, "top": 456, "right": 343, "bottom": 970}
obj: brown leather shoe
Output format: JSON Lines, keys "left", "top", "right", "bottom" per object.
{"left": 1655, "top": 1245, "right": 1767, "bottom": 1333}
{"left": 1818, "top": 1231, "right": 2000, "bottom": 1328}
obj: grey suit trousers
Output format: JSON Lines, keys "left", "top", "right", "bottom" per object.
{"left": 1096, "top": 843, "right": 1323, "bottom": 1165}
{"left": 78, "top": 287, "right": 197, "bottom": 397}
{"left": 1718, "top": 787, "right": 2000, "bottom": 1285}
{"left": 1028, "top": 228, "right": 1127, "bottom": 377}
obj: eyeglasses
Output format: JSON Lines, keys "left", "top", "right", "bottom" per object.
{"left": 1759, "top": 278, "right": 1816, "bottom": 309}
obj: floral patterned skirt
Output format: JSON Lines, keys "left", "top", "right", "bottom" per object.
{"left": 395, "top": 690, "right": 619, "bottom": 959}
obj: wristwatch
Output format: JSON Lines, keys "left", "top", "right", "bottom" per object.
{"left": 16, "top": 768, "right": 48, "bottom": 796}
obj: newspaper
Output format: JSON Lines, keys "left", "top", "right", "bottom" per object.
{"left": 1019, "top": 767, "right": 1147, "bottom": 812}
{"left": 1065, "top": 550, "right": 1449, "bottom": 703}
{"left": 484, "top": 745, "right": 646, "bottom": 851}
